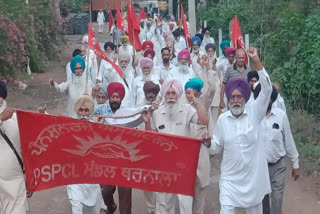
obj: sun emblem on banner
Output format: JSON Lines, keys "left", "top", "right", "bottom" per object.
{"left": 62, "top": 133, "right": 151, "bottom": 162}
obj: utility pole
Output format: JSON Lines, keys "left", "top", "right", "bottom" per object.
{"left": 188, "top": 0, "right": 196, "bottom": 35}
{"left": 169, "top": 0, "right": 173, "bottom": 15}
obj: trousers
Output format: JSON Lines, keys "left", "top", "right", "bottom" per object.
{"left": 70, "top": 199, "right": 101, "bottom": 214}
{"left": 155, "top": 192, "right": 192, "bottom": 214}
{"left": 262, "top": 157, "right": 286, "bottom": 214}
{"left": 101, "top": 185, "right": 132, "bottom": 214}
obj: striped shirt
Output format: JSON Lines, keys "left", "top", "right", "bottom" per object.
{"left": 223, "top": 63, "right": 251, "bottom": 84}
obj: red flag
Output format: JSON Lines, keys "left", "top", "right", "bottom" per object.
{"left": 109, "top": 11, "right": 113, "bottom": 32}
{"left": 181, "top": 5, "right": 191, "bottom": 48}
{"left": 138, "top": 8, "right": 147, "bottom": 21}
{"left": 16, "top": 110, "right": 201, "bottom": 195}
{"left": 116, "top": 8, "right": 127, "bottom": 32}
{"left": 126, "top": 3, "right": 142, "bottom": 50}
{"left": 231, "top": 15, "right": 248, "bottom": 64}
{"left": 88, "top": 22, "right": 123, "bottom": 77}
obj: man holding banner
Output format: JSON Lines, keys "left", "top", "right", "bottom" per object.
{"left": 143, "top": 78, "right": 209, "bottom": 214}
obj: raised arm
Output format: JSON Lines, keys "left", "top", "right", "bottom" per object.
{"left": 248, "top": 47, "right": 272, "bottom": 125}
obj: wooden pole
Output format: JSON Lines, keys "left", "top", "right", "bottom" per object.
{"left": 219, "top": 28, "right": 222, "bottom": 57}
{"left": 85, "top": 0, "right": 92, "bottom": 95}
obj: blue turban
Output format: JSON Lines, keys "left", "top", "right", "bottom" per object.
{"left": 191, "top": 36, "right": 201, "bottom": 46}
{"left": 185, "top": 78, "right": 204, "bottom": 93}
{"left": 70, "top": 55, "right": 85, "bottom": 74}
{"left": 0, "top": 80, "right": 7, "bottom": 99}
{"left": 220, "top": 40, "right": 230, "bottom": 50}
{"left": 205, "top": 43, "right": 216, "bottom": 52}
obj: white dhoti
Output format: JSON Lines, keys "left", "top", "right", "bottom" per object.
{"left": 155, "top": 193, "right": 192, "bottom": 214}
{"left": 220, "top": 202, "right": 262, "bottom": 214}
{"left": 67, "top": 184, "right": 102, "bottom": 214}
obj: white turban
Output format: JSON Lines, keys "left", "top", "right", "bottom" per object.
{"left": 118, "top": 52, "right": 130, "bottom": 62}
{"left": 82, "top": 35, "right": 88, "bottom": 44}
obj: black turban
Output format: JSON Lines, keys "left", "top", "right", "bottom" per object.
{"left": 0, "top": 80, "right": 7, "bottom": 100}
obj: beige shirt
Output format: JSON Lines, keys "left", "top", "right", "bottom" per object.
{"left": 151, "top": 103, "right": 197, "bottom": 137}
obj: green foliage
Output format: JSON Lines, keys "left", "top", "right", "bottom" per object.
{"left": 0, "top": 0, "right": 64, "bottom": 75}
{"left": 60, "top": 0, "right": 87, "bottom": 16}
{"left": 197, "top": 0, "right": 320, "bottom": 116}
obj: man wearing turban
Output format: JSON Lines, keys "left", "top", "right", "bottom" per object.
{"left": 218, "top": 40, "right": 231, "bottom": 60}
{"left": 142, "top": 78, "right": 209, "bottom": 214}
{"left": 81, "top": 36, "right": 98, "bottom": 82}
{"left": 119, "top": 35, "right": 134, "bottom": 70}
{"left": 93, "top": 82, "right": 133, "bottom": 214}
{"left": 49, "top": 55, "right": 95, "bottom": 117}
{"left": 133, "top": 41, "right": 154, "bottom": 73}
{"left": 66, "top": 49, "right": 81, "bottom": 82}
{"left": 168, "top": 49, "right": 196, "bottom": 87}
{"left": 200, "top": 27, "right": 215, "bottom": 53}
{"left": 217, "top": 47, "right": 236, "bottom": 81}
{"left": 0, "top": 80, "right": 34, "bottom": 214}
{"left": 172, "top": 29, "right": 186, "bottom": 56}
{"left": 67, "top": 95, "right": 103, "bottom": 214}
{"left": 190, "top": 36, "right": 205, "bottom": 77}
{"left": 133, "top": 57, "right": 160, "bottom": 105}
{"left": 205, "top": 47, "right": 272, "bottom": 214}
{"left": 97, "top": 42, "right": 118, "bottom": 84}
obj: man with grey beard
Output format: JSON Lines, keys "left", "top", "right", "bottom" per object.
{"left": 97, "top": 42, "right": 118, "bottom": 84}
{"left": 142, "top": 78, "right": 209, "bottom": 214}
{"left": 133, "top": 57, "right": 160, "bottom": 106}
{"left": 204, "top": 47, "right": 272, "bottom": 214}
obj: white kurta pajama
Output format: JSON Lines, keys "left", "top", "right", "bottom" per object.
{"left": 151, "top": 104, "right": 198, "bottom": 214}
{"left": 0, "top": 113, "right": 26, "bottom": 214}
{"left": 210, "top": 68, "right": 272, "bottom": 214}
{"left": 97, "top": 12, "right": 105, "bottom": 32}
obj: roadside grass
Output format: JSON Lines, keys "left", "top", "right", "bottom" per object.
{"left": 288, "top": 110, "right": 320, "bottom": 174}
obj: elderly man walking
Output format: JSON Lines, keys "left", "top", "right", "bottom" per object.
{"left": 206, "top": 47, "right": 272, "bottom": 214}
{"left": 143, "top": 78, "right": 209, "bottom": 214}
{"left": 67, "top": 95, "right": 103, "bottom": 214}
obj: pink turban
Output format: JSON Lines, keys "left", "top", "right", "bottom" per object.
{"left": 143, "top": 49, "right": 155, "bottom": 59}
{"left": 225, "top": 77, "right": 251, "bottom": 103}
{"left": 107, "top": 82, "right": 126, "bottom": 101}
{"left": 225, "top": 47, "right": 237, "bottom": 57}
{"left": 160, "top": 79, "right": 183, "bottom": 99}
{"left": 142, "top": 41, "right": 154, "bottom": 50}
{"left": 177, "top": 49, "right": 190, "bottom": 62}
{"left": 140, "top": 57, "right": 154, "bottom": 69}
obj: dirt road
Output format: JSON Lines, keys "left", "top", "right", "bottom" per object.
{"left": 7, "top": 23, "right": 320, "bottom": 214}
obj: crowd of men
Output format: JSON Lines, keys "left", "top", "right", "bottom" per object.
{"left": 0, "top": 13, "right": 300, "bottom": 214}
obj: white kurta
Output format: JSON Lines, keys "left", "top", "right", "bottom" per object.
{"left": 54, "top": 75, "right": 95, "bottom": 117}
{"left": 97, "top": 12, "right": 105, "bottom": 25}
{"left": 133, "top": 74, "right": 160, "bottom": 106}
{"left": 97, "top": 59, "right": 113, "bottom": 84}
{"left": 210, "top": 68, "right": 272, "bottom": 207}
{"left": 174, "top": 38, "right": 187, "bottom": 56}
{"left": 190, "top": 51, "right": 205, "bottom": 78}
{"left": 0, "top": 113, "right": 26, "bottom": 214}
{"left": 169, "top": 67, "right": 196, "bottom": 88}
{"left": 67, "top": 184, "right": 101, "bottom": 206}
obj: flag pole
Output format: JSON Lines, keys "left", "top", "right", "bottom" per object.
{"left": 85, "top": 0, "right": 92, "bottom": 95}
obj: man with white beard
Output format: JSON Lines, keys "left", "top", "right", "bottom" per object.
{"left": 142, "top": 78, "right": 209, "bottom": 214}
{"left": 95, "top": 52, "right": 135, "bottom": 109}
{"left": 118, "top": 35, "right": 134, "bottom": 70}
{"left": 133, "top": 57, "right": 160, "bottom": 106}
{"left": 97, "top": 9, "right": 105, "bottom": 33}
{"left": 67, "top": 95, "right": 102, "bottom": 214}
{"left": 200, "top": 27, "right": 215, "bottom": 53}
{"left": 0, "top": 81, "right": 33, "bottom": 214}
{"left": 80, "top": 45, "right": 97, "bottom": 84}
{"left": 49, "top": 55, "right": 95, "bottom": 117}
{"left": 82, "top": 36, "right": 98, "bottom": 81}
{"left": 169, "top": 49, "right": 196, "bottom": 87}
{"left": 190, "top": 36, "right": 205, "bottom": 77}
{"left": 66, "top": 49, "right": 81, "bottom": 81}
{"left": 97, "top": 42, "right": 117, "bottom": 84}
{"left": 204, "top": 47, "right": 272, "bottom": 214}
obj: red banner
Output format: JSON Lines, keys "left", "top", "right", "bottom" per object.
{"left": 181, "top": 5, "right": 191, "bottom": 48}
{"left": 116, "top": 8, "right": 127, "bottom": 32}
{"left": 16, "top": 111, "right": 201, "bottom": 196}
{"left": 88, "top": 22, "right": 123, "bottom": 77}
{"left": 231, "top": 15, "right": 248, "bottom": 64}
